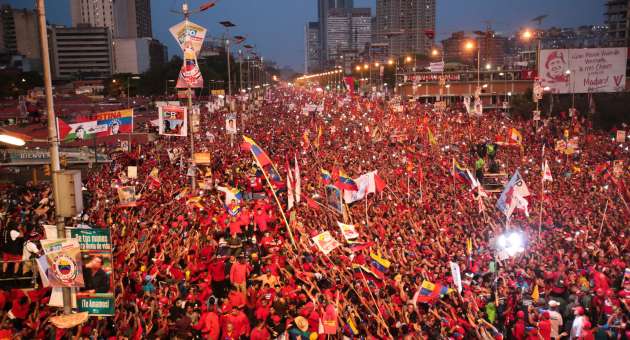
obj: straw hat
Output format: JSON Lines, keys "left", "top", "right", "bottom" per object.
{"left": 294, "top": 316, "right": 309, "bottom": 332}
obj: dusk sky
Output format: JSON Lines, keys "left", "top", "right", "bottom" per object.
{"left": 6, "top": 0, "right": 604, "bottom": 71}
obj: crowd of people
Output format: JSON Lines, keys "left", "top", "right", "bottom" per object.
{"left": 0, "top": 85, "right": 628, "bottom": 339}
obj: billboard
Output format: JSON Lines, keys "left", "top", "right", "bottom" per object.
{"left": 538, "top": 48, "right": 627, "bottom": 94}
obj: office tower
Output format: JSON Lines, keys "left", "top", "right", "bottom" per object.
{"left": 0, "top": 5, "right": 41, "bottom": 70}
{"left": 305, "top": 22, "right": 321, "bottom": 73}
{"left": 605, "top": 0, "right": 630, "bottom": 46}
{"left": 375, "top": 0, "right": 436, "bottom": 57}
{"left": 49, "top": 25, "right": 114, "bottom": 79}
{"left": 318, "top": 0, "right": 354, "bottom": 67}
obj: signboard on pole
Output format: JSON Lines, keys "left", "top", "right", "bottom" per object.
{"left": 616, "top": 130, "right": 626, "bottom": 143}
{"left": 38, "top": 238, "right": 85, "bottom": 288}
{"left": 429, "top": 61, "right": 445, "bottom": 73}
{"left": 538, "top": 48, "right": 627, "bottom": 93}
{"left": 70, "top": 229, "right": 114, "bottom": 316}
{"left": 158, "top": 105, "right": 188, "bottom": 136}
{"left": 169, "top": 20, "right": 207, "bottom": 55}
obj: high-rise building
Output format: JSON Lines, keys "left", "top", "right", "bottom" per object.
{"left": 374, "top": 0, "right": 436, "bottom": 57}
{"left": 318, "top": 0, "right": 354, "bottom": 67}
{"left": 114, "top": 0, "right": 152, "bottom": 38}
{"left": 324, "top": 7, "right": 371, "bottom": 68}
{"left": 441, "top": 31, "right": 474, "bottom": 64}
{"left": 71, "top": 0, "right": 152, "bottom": 38}
{"left": 305, "top": 22, "right": 321, "bottom": 73}
{"left": 0, "top": 5, "right": 41, "bottom": 71}
{"left": 70, "top": 0, "right": 115, "bottom": 33}
{"left": 49, "top": 25, "right": 114, "bottom": 79}
{"left": 605, "top": 0, "right": 630, "bottom": 47}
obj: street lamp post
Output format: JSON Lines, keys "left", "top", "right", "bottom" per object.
{"left": 220, "top": 21, "right": 236, "bottom": 97}
{"left": 36, "top": 0, "right": 72, "bottom": 315}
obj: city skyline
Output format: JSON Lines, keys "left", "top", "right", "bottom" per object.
{"left": 5, "top": 0, "right": 604, "bottom": 71}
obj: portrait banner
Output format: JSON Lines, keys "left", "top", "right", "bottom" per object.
{"left": 325, "top": 185, "right": 343, "bottom": 214}
{"left": 538, "top": 48, "right": 627, "bottom": 94}
{"left": 70, "top": 229, "right": 114, "bottom": 316}
{"left": 159, "top": 105, "right": 188, "bottom": 136}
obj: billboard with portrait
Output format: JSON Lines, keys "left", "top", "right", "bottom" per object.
{"left": 159, "top": 105, "right": 188, "bottom": 136}
{"left": 538, "top": 48, "right": 627, "bottom": 94}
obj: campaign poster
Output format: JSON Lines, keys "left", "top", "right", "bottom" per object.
{"left": 71, "top": 229, "right": 114, "bottom": 316}
{"left": 176, "top": 48, "right": 204, "bottom": 89}
{"left": 38, "top": 238, "right": 85, "bottom": 288}
{"left": 117, "top": 186, "right": 138, "bottom": 207}
{"left": 325, "top": 185, "right": 343, "bottom": 214}
{"left": 159, "top": 105, "right": 188, "bottom": 136}
{"left": 311, "top": 231, "right": 341, "bottom": 255}
{"left": 226, "top": 114, "right": 237, "bottom": 134}
{"left": 538, "top": 48, "right": 627, "bottom": 94}
{"left": 337, "top": 221, "right": 359, "bottom": 242}
{"left": 169, "top": 20, "right": 207, "bottom": 55}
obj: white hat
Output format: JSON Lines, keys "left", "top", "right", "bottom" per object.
{"left": 548, "top": 300, "right": 560, "bottom": 307}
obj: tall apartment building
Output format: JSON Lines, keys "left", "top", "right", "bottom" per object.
{"left": 605, "top": 0, "right": 630, "bottom": 46}
{"left": 113, "top": 0, "right": 152, "bottom": 38}
{"left": 305, "top": 22, "right": 321, "bottom": 73}
{"left": 374, "top": 0, "right": 436, "bottom": 57}
{"left": 0, "top": 5, "right": 41, "bottom": 71}
{"left": 317, "top": 0, "right": 354, "bottom": 68}
{"left": 441, "top": 31, "right": 474, "bottom": 64}
{"left": 70, "top": 0, "right": 152, "bottom": 38}
{"left": 70, "top": 0, "right": 115, "bottom": 33}
{"left": 324, "top": 8, "right": 371, "bottom": 68}
{"left": 48, "top": 25, "right": 114, "bottom": 79}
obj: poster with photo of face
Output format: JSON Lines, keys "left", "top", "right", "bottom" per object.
{"left": 159, "top": 105, "right": 188, "bottom": 137}
{"left": 325, "top": 185, "right": 343, "bottom": 214}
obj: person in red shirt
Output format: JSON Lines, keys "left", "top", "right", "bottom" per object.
{"left": 221, "top": 308, "right": 250, "bottom": 338}
{"left": 250, "top": 320, "right": 270, "bottom": 340}
{"left": 538, "top": 311, "right": 552, "bottom": 340}
{"left": 195, "top": 300, "right": 220, "bottom": 340}
{"left": 229, "top": 256, "right": 251, "bottom": 292}
{"left": 209, "top": 256, "right": 227, "bottom": 299}
{"left": 580, "top": 321, "right": 594, "bottom": 340}
{"left": 513, "top": 310, "right": 526, "bottom": 340}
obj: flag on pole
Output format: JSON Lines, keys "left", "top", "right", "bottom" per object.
{"left": 542, "top": 160, "right": 553, "bottom": 182}
{"left": 452, "top": 159, "right": 473, "bottom": 186}
{"left": 335, "top": 170, "right": 359, "bottom": 191}
{"left": 427, "top": 127, "right": 437, "bottom": 146}
{"left": 320, "top": 169, "right": 332, "bottom": 184}
{"left": 508, "top": 128, "right": 523, "bottom": 145}
{"left": 413, "top": 280, "right": 451, "bottom": 304}
{"left": 496, "top": 170, "right": 530, "bottom": 218}
{"left": 242, "top": 135, "right": 272, "bottom": 166}
{"left": 294, "top": 154, "right": 301, "bottom": 203}
{"left": 286, "top": 159, "right": 295, "bottom": 210}
{"left": 148, "top": 167, "right": 160, "bottom": 188}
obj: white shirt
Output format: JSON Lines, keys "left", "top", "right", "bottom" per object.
{"left": 570, "top": 315, "right": 584, "bottom": 339}
{"left": 548, "top": 310, "right": 563, "bottom": 339}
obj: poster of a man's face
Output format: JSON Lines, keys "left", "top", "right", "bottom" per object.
{"left": 80, "top": 254, "right": 112, "bottom": 294}
{"left": 76, "top": 126, "right": 86, "bottom": 140}
{"left": 110, "top": 120, "right": 120, "bottom": 135}
{"left": 545, "top": 51, "right": 568, "bottom": 83}
{"left": 325, "top": 185, "right": 343, "bottom": 214}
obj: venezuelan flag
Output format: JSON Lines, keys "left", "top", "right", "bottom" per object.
{"left": 369, "top": 252, "right": 391, "bottom": 273}
{"left": 320, "top": 168, "right": 332, "bottom": 184}
{"left": 225, "top": 204, "right": 241, "bottom": 216}
{"left": 452, "top": 159, "right": 473, "bottom": 185}
{"left": 336, "top": 170, "right": 358, "bottom": 191}
{"left": 242, "top": 135, "right": 272, "bottom": 166}
{"left": 415, "top": 280, "right": 451, "bottom": 304}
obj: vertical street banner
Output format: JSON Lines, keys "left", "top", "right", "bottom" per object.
{"left": 538, "top": 48, "right": 627, "bottom": 94}
{"left": 176, "top": 47, "right": 204, "bottom": 89}
{"left": 192, "top": 105, "right": 200, "bottom": 133}
{"left": 71, "top": 229, "right": 114, "bottom": 316}
{"left": 169, "top": 20, "right": 207, "bottom": 55}
{"left": 159, "top": 105, "right": 188, "bottom": 136}
{"left": 450, "top": 262, "right": 462, "bottom": 293}
{"left": 37, "top": 238, "right": 85, "bottom": 288}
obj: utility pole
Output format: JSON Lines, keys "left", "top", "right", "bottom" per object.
{"left": 37, "top": 0, "right": 72, "bottom": 315}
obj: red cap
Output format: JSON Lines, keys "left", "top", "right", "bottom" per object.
{"left": 583, "top": 321, "right": 591, "bottom": 330}
{"left": 517, "top": 311, "right": 525, "bottom": 318}
{"left": 574, "top": 306, "right": 584, "bottom": 315}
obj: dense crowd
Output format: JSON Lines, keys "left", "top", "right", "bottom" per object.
{"left": 0, "top": 85, "right": 628, "bottom": 339}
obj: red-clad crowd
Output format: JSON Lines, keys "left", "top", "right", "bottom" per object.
{"left": 0, "top": 85, "right": 628, "bottom": 339}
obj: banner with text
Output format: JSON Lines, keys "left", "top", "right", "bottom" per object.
{"left": 538, "top": 48, "right": 627, "bottom": 94}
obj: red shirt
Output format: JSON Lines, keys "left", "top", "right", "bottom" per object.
{"left": 250, "top": 326, "right": 270, "bottom": 340}
{"left": 209, "top": 259, "right": 226, "bottom": 282}
{"left": 538, "top": 319, "right": 551, "bottom": 340}
{"left": 230, "top": 262, "right": 250, "bottom": 285}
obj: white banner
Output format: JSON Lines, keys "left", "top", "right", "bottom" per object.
{"left": 450, "top": 262, "right": 462, "bottom": 293}
{"left": 429, "top": 61, "right": 445, "bottom": 73}
{"left": 343, "top": 171, "right": 377, "bottom": 204}
{"left": 538, "top": 48, "right": 627, "bottom": 94}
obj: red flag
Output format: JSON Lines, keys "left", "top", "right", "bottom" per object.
{"left": 331, "top": 167, "right": 340, "bottom": 183}
{"left": 374, "top": 174, "right": 386, "bottom": 192}
{"left": 305, "top": 195, "right": 320, "bottom": 210}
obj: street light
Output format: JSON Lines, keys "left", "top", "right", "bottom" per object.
{"left": 0, "top": 133, "right": 26, "bottom": 146}
{"left": 431, "top": 49, "right": 439, "bottom": 57}
{"left": 485, "top": 63, "right": 491, "bottom": 70}
{"left": 387, "top": 59, "right": 394, "bottom": 65}
{"left": 405, "top": 56, "right": 412, "bottom": 63}
{"left": 355, "top": 65, "right": 361, "bottom": 72}
{"left": 464, "top": 40, "right": 480, "bottom": 87}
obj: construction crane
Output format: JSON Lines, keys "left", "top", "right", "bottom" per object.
{"left": 531, "top": 15, "right": 548, "bottom": 26}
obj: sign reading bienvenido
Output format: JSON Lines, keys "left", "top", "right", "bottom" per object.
{"left": 70, "top": 229, "right": 114, "bottom": 316}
